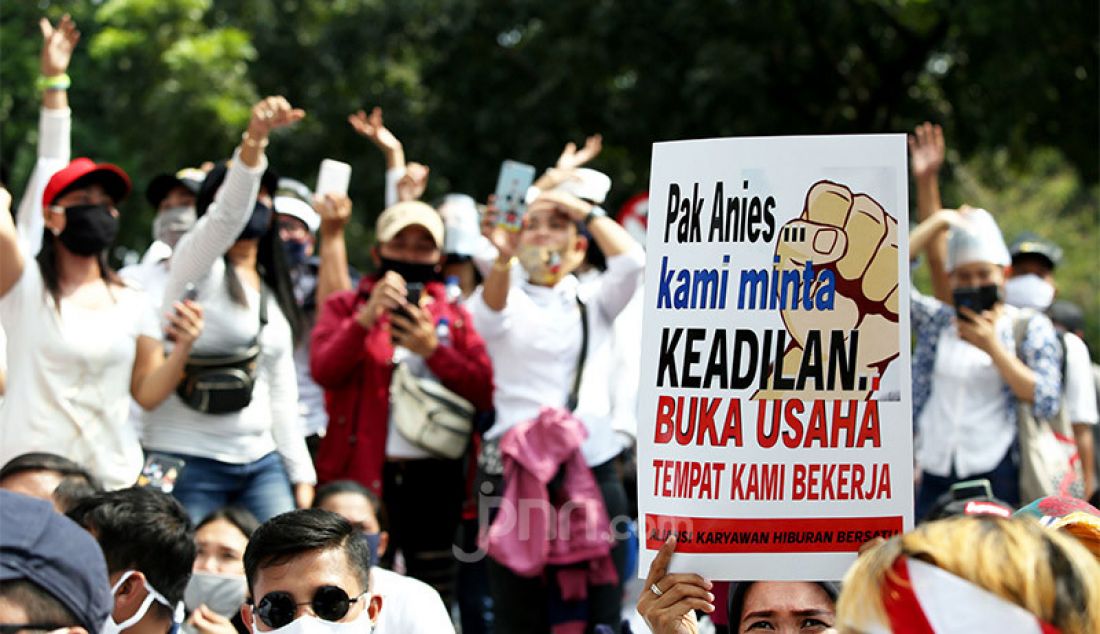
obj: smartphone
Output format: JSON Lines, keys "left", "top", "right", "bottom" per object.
{"left": 390, "top": 283, "right": 424, "bottom": 345}
{"left": 493, "top": 160, "right": 536, "bottom": 231}
{"left": 167, "top": 284, "right": 199, "bottom": 343}
{"left": 948, "top": 478, "right": 993, "bottom": 501}
{"left": 136, "top": 453, "right": 186, "bottom": 493}
{"left": 953, "top": 286, "right": 1000, "bottom": 321}
{"left": 316, "top": 159, "right": 352, "bottom": 197}
{"left": 392, "top": 282, "right": 424, "bottom": 322}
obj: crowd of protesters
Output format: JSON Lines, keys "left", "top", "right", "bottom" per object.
{"left": 1, "top": 14, "right": 1099, "bottom": 634}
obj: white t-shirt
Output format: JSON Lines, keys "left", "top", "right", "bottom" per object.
{"left": 1063, "top": 332, "right": 1099, "bottom": 425}
{"left": 468, "top": 247, "right": 645, "bottom": 467}
{"left": 120, "top": 247, "right": 172, "bottom": 438}
{"left": 141, "top": 152, "right": 315, "bottom": 485}
{"left": 0, "top": 259, "right": 160, "bottom": 490}
{"left": 371, "top": 567, "right": 454, "bottom": 634}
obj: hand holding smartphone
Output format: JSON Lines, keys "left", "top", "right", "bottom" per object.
{"left": 953, "top": 286, "right": 1000, "bottom": 322}
{"left": 390, "top": 282, "right": 424, "bottom": 345}
{"left": 316, "top": 159, "right": 352, "bottom": 197}
{"left": 493, "top": 160, "right": 536, "bottom": 232}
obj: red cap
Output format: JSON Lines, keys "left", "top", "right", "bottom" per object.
{"left": 42, "top": 158, "right": 132, "bottom": 209}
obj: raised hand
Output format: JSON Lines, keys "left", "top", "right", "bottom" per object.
{"left": 396, "top": 162, "right": 430, "bottom": 202}
{"left": 39, "top": 14, "right": 80, "bottom": 77}
{"left": 908, "top": 122, "right": 944, "bottom": 181}
{"left": 529, "top": 190, "right": 593, "bottom": 224}
{"left": 315, "top": 192, "right": 353, "bottom": 236}
{"left": 247, "top": 96, "right": 306, "bottom": 139}
{"left": 347, "top": 106, "right": 404, "bottom": 160}
{"left": 556, "top": 134, "right": 603, "bottom": 171}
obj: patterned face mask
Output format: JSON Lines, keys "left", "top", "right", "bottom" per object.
{"left": 517, "top": 244, "right": 569, "bottom": 286}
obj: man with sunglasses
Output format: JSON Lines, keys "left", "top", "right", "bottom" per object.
{"left": 243, "top": 509, "right": 381, "bottom": 632}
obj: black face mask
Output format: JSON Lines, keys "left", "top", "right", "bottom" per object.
{"left": 58, "top": 203, "right": 119, "bottom": 255}
{"left": 237, "top": 201, "right": 273, "bottom": 240}
{"left": 378, "top": 256, "right": 439, "bottom": 284}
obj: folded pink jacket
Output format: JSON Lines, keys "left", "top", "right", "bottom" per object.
{"left": 482, "top": 406, "right": 618, "bottom": 596}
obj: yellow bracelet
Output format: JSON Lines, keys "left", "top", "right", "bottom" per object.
{"left": 241, "top": 131, "right": 270, "bottom": 149}
{"left": 36, "top": 73, "right": 71, "bottom": 92}
{"left": 492, "top": 257, "right": 515, "bottom": 273}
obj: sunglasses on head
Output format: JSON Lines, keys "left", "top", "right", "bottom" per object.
{"left": 252, "top": 585, "right": 367, "bottom": 629}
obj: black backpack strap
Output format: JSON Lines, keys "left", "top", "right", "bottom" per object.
{"left": 566, "top": 297, "right": 589, "bottom": 412}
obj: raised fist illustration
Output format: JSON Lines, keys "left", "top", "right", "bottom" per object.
{"left": 756, "top": 180, "right": 900, "bottom": 400}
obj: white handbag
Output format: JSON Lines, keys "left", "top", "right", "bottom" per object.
{"left": 389, "top": 361, "right": 475, "bottom": 459}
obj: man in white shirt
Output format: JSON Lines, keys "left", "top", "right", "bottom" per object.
{"left": 1006, "top": 235, "right": 1098, "bottom": 498}
{"left": 1046, "top": 300, "right": 1100, "bottom": 499}
{"left": 313, "top": 480, "right": 456, "bottom": 634}
{"left": 468, "top": 169, "right": 645, "bottom": 631}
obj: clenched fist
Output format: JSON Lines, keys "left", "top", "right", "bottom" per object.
{"left": 760, "top": 180, "right": 900, "bottom": 400}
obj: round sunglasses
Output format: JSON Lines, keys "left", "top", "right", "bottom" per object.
{"left": 252, "top": 585, "right": 367, "bottom": 629}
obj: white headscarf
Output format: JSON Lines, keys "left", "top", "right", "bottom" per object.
{"left": 946, "top": 208, "right": 1010, "bottom": 272}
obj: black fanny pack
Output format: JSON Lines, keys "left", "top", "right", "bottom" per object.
{"left": 176, "top": 282, "right": 268, "bottom": 415}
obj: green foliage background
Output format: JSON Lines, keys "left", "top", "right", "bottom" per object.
{"left": 2, "top": 0, "right": 1097, "bottom": 343}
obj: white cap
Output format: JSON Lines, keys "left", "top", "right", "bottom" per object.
{"left": 552, "top": 168, "right": 612, "bottom": 204}
{"left": 437, "top": 194, "right": 482, "bottom": 257}
{"left": 275, "top": 196, "right": 321, "bottom": 233}
{"left": 946, "top": 208, "right": 1010, "bottom": 272}
{"left": 377, "top": 201, "right": 445, "bottom": 248}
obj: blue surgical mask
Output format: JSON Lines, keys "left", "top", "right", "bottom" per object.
{"left": 283, "top": 239, "right": 309, "bottom": 266}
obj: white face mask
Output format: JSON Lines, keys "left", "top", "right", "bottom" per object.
{"left": 152, "top": 206, "right": 197, "bottom": 249}
{"left": 103, "top": 570, "right": 184, "bottom": 634}
{"left": 183, "top": 571, "right": 248, "bottom": 618}
{"left": 1004, "top": 273, "right": 1055, "bottom": 310}
{"left": 251, "top": 598, "right": 374, "bottom": 634}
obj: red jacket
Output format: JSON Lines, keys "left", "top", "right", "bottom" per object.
{"left": 310, "top": 277, "right": 494, "bottom": 493}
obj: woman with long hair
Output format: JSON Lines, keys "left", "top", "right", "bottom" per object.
{"left": 141, "top": 96, "right": 316, "bottom": 523}
{"left": 0, "top": 15, "right": 202, "bottom": 490}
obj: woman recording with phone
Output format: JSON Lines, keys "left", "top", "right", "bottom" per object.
{"left": 908, "top": 124, "right": 1062, "bottom": 518}
{"left": 311, "top": 200, "right": 493, "bottom": 608}
{"left": 141, "top": 96, "right": 316, "bottom": 523}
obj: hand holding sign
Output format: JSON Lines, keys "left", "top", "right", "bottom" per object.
{"left": 759, "top": 180, "right": 900, "bottom": 400}
{"left": 636, "top": 535, "right": 712, "bottom": 634}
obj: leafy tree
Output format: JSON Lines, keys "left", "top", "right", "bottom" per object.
{"left": 1, "top": 0, "right": 1095, "bottom": 336}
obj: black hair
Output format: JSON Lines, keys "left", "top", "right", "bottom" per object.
{"left": 66, "top": 487, "right": 195, "bottom": 619}
{"left": 313, "top": 480, "right": 389, "bottom": 532}
{"left": 36, "top": 229, "right": 122, "bottom": 313}
{"left": 194, "top": 162, "right": 305, "bottom": 345}
{"left": 1010, "top": 252, "right": 1056, "bottom": 273}
{"left": 0, "top": 452, "right": 101, "bottom": 488}
{"left": 243, "top": 509, "right": 371, "bottom": 596}
{"left": 727, "top": 581, "right": 839, "bottom": 625}
{"left": 583, "top": 232, "right": 607, "bottom": 272}
{"left": 0, "top": 580, "right": 80, "bottom": 629}
{"left": 36, "top": 174, "right": 127, "bottom": 311}
{"left": 197, "top": 506, "right": 261, "bottom": 539}
{"left": 0, "top": 452, "right": 102, "bottom": 511}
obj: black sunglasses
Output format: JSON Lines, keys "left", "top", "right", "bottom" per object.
{"left": 252, "top": 585, "right": 366, "bottom": 629}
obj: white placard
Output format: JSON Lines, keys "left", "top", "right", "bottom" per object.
{"left": 637, "top": 134, "right": 913, "bottom": 581}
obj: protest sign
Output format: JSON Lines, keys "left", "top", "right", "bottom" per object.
{"left": 637, "top": 135, "right": 912, "bottom": 581}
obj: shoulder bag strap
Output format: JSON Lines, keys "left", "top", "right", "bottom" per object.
{"left": 566, "top": 297, "right": 589, "bottom": 412}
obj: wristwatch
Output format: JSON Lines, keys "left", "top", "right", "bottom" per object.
{"left": 584, "top": 206, "right": 608, "bottom": 226}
